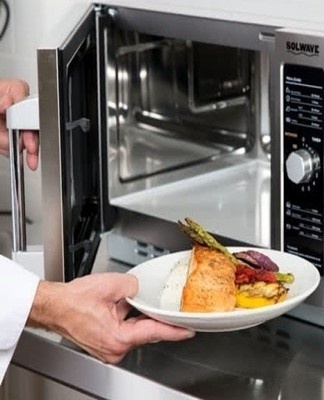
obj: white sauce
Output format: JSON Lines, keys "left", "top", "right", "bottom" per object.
{"left": 160, "top": 256, "right": 189, "bottom": 311}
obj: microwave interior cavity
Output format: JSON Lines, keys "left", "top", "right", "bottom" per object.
{"left": 105, "top": 17, "right": 272, "bottom": 250}
{"left": 108, "top": 29, "right": 270, "bottom": 188}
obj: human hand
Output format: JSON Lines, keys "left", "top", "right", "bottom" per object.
{"left": 27, "top": 273, "right": 195, "bottom": 363}
{"left": 0, "top": 78, "right": 39, "bottom": 170}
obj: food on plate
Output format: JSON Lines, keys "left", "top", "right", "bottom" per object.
{"left": 234, "top": 263, "right": 294, "bottom": 308}
{"left": 233, "top": 250, "right": 279, "bottom": 271}
{"left": 177, "top": 217, "right": 294, "bottom": 312}
{"left": 236, "top": 281, "right": 288, "bottom": 308}
{"left": 181, "top": 244, "right": 236, "bottom": 312}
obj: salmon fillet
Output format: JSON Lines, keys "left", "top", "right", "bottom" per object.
{"left": 181, "top": 245, "right": 237, "bottom": 312}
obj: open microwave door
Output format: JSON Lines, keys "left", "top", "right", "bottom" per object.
{"left": 38, "top": 6, "right": 112, "bottom": 282}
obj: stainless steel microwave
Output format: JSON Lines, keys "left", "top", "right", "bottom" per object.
{"left": 7, "top": 4, "right": 324, "bottom": 321}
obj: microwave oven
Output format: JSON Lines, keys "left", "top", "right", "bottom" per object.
{"left": 6, "top": 3, "right": 324, "bottom": 322}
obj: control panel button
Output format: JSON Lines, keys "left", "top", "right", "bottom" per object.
{"left": 286, "top": 149, "right": 320, "bottom": 184}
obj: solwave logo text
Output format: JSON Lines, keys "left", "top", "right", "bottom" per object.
{"left": 286, "top": 41, "right": 319, "bottom": 57}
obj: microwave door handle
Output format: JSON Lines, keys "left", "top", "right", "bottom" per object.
{"left": 6, "top": 95, "right": 39, "bottom": 252}
{"left": 8, "top": 127, "right": 26, "bottom": 252}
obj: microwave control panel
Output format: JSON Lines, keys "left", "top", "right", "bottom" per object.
{"left": 283, "top": 63, "right": 324, "bottom": 273}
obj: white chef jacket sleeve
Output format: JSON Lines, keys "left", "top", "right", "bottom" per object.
{"left": 0, "top": 255, "right": 40, "bottom": 384}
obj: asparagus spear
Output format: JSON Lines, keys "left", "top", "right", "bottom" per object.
{"left": 178, "top": 217, "right": 238, "bottom": 264}
{"left": 276, "top": 272, "right": 294, "bottom": 284}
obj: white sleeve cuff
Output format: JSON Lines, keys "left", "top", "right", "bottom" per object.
{"left": 0, "top": 255, "right": 40, "bottom": 350}
{"left": 0, "top": 346, "right": 16, "bottom": 385}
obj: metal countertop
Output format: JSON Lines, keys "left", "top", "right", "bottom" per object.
{"left": 11, "top": 236, "right": 324, "bottom": 400}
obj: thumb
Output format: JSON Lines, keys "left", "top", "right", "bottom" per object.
{"left": 104, "top": 273, "right": 139, "bottom": 302}
{"left": 0, "top": 94, "right": 13, "bottom": 113}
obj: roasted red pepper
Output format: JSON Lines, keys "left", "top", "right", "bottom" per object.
{"left": 235, "top": 263, "right": 277, "bottom": 285}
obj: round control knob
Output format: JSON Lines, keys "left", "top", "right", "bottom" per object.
{"left": 286, "top": 148, "right": 320, "bottom": 184}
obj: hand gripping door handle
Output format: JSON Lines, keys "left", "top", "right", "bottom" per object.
{"left": 6, "top": 95, "right": 39, "bottom": 252}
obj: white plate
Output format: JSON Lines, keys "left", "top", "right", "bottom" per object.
{"left": 126, "top": 247, "right": 320, "bottom": 332}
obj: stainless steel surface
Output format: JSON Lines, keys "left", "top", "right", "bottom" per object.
{"left": 6, "top": 95, "right": 40, "bottom": 261}
{"left": 111, "top": 160, "right": 271, "bottom": 248}
{"left": 13, "top": 330, "right": 198, "bottom": 400}
{"left": 38, "top": 7, "right": 106, "bottom": 282}
{"left": 11, "top": 236, "right": 324, "bottom": 400}
{"left": 285, "top": 149, "right": 320, "bottom": 184}
{"left": 107, "top": 16, "right": 271, "bottom": 198}
{"left": 8, "top": 129, "right": 26, "bottom": 253}
{"left": 38, "top": 49, "right": 64, "bottom": 282}
{"left": 113, "top": 7, "right": 276, "bottom": 51}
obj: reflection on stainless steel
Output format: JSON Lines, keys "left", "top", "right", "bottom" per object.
{"left": 119, "top": 317, "right": 318, "bottom": 400}
{"left": 187, "top": 43, "right": 250, "bottom": 114}
{"left": 120, "top": 330, "right": 284, "bottom": 400}
{"left": 15, "top": 316, "right": 324, "bottom": 400}
{"left": 109, "top": 30, "right": 259, "bottom": 191}
{"left": 111, "top": 160, "right": 270, "bottom": 247}
{"left": 119, "top": 280, "right": 324, "bottom": 400}
{"left": 103, "top": 14, "right": 274, "bottom": 262}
